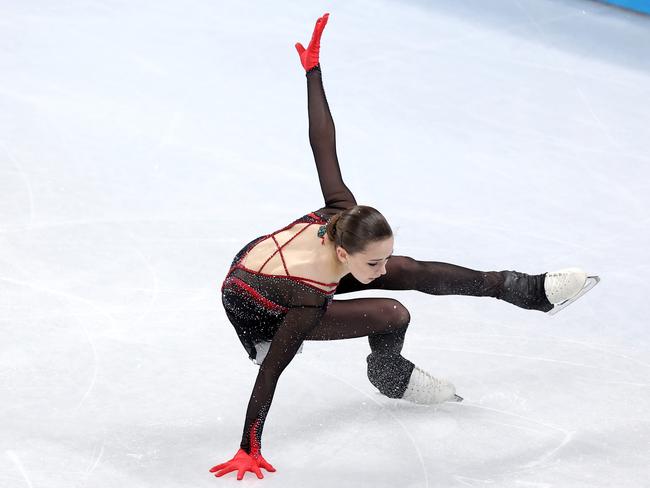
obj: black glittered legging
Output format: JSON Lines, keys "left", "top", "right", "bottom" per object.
{"left": 305, "top": 256, "right": 551, "bottom": 397}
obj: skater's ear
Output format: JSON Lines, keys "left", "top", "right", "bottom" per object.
{"left": 335, "top": 245, "right": 349, "bottom": 264}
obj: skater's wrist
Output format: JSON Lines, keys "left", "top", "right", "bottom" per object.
{"left": 306, "top": 64, "right": 321, "bottom": 76}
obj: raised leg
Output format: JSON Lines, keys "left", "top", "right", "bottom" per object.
{"left": 335, "top": 256, "right": 553, "bottom": 312}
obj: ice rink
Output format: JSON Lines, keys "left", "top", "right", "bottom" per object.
{"left": 1, "top": 1, "right": 649, "bottom": 486}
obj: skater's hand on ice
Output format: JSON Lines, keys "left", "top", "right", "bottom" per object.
{"left": 209, "top": 449, "right": 266, "bottom": 480}
{"left": 252, "top": 451, "right": 276, "bottom": 473}
{"left": 295, "top": 13, "right": 329, "bottom": 71}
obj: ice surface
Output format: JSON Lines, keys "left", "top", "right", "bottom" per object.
{"left": 1, "top": 1, "right": 649, "bottom": 487}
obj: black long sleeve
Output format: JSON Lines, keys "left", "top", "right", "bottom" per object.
{"left": 235, "top": 66, "right": 357, "bottom": 456}
{"left": 239, "top": 303, "right": 327, "bottom": 455}
{"left": 306, "top": 65, "right": 357, "bottom": 211}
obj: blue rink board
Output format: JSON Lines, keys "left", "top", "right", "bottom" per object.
{"left": 598, "top": 0, "right": 650, "bottom": 14}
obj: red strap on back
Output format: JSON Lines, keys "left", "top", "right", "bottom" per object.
{"left": 257, "top": 223, "right": 312, "bottom": 275}
{"left": 227, "top": 213, "right": 338, "bottom": 294}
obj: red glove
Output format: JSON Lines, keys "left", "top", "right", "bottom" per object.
{"left": 251, "top": 451, "right": 276, "bottom": 474}
{"left": 209, "top": 449, "right": 276, "bottom": 480}
{"left": 295, "top": 13, "right": 329, "bottom": 71}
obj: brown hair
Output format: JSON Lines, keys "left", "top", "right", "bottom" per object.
{"left": 325, "top": 205, "right": 392, "bottom": 255}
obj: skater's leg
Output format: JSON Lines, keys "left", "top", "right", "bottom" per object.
{"left": 305, "top": 297, "right": 456, "bottom": 402}
{"left": 336, "top": 256, "right": 504, "bottom": 295}
{"left": 335, "top": 256, "right": 553, "bottom": 312}
{"left": 305, "top": 297, "right": 415, "bottom": 398}
{"left": 305, "top": 297, "right": 409, "bottom": 354}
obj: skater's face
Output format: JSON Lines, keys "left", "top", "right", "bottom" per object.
{"left": 338, "top": 236, "right": 393, "bottom": 283}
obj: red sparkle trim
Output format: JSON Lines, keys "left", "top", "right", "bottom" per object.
{"left": 224, "top": 213, "right": 339, "bottom": 297}
{"left": 249, "top": 418, "right": 262, "bottom": 458}
{"left": 227, "top": 277, "right": 289, "bottom": 313}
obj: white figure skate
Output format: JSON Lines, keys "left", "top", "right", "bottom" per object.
{"left": 401, "top": 366, "right": 463, "bottom": 404}
{"left": 545, "top": 267, "right": 600, "bottom": 315}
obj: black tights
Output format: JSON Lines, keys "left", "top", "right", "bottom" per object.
{"left": 305, "top": 255, "right": 551, "bottom": 345}
{"left": 304, "top": 256, "right": 551, "bottom": 397}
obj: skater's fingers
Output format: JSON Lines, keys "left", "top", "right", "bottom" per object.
{"left": 215, "top": 465, "right": 237, "bottom": 477}
{"left": 310, "top": 20, "right": 321, "bottom": 43}
{"left": 260, "top": 461, "right": 276, "bottom": 472}
{"left": 311, "top": 16, "right": 327, "bottom": 42}
{"left": 259, "top": 459, "right": 276, "bottom": 472}
{"left": 237, "top": 468, "right": 246, "bottom": 481}
{"left": 319, "top": 15, "right": 329, "bottom": 32}
{"left": 295, "top": 42, "right": 305, "bottom": 55}
{"left": 209, "top": 463, "right": 227, "bottom": 472}
{"left": 253, "top": 465, "right": 264, "bottom": 479}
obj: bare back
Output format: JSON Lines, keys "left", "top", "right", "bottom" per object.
{"left": 241, "top": 222, "right": 339, "bottom": 292}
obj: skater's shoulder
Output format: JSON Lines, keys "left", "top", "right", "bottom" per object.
{"left": 310, "top": 205, "right": 353, "bottom": 221}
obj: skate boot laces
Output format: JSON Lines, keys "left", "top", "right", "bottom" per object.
{"left": 402, "top": 366, "right": 456, "bottom": 404}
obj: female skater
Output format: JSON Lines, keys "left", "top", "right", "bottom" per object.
{"left": 210, "top": 13, "right": 595, "bottom": 481}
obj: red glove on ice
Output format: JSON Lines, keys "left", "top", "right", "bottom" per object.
{"left": 295, "top": 13, "right": 329, "bottom": 71}
{"left": 209, "top": 449, "right": 276, "bottom": 480}
{"left": 251, "top": 451, "right": 276, "bottom": 474}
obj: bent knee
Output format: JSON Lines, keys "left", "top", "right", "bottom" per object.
{"left": 381, "top": 299, "right": 411, "bottom": 328}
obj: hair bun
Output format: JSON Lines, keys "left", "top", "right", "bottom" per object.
{"left": 325, "top": 205, "right": 392, "bottom": 254}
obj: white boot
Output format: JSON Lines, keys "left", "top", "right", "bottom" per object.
{"left": 544, "top": 267, "right": 587, "bottom": 304}
{"left": 401, "top": 366, "right": 458, "bottom": 404}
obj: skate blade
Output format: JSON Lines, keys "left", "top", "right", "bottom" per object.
{"left": 547, "top": 275, "right": 600, "bottom": 316}
{"left": 452, "top": 394, "right": 464, "bottom": 402}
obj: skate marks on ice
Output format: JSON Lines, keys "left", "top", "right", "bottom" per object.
{"left": 442, "top": 399, "right": 575, "bottom": 486}
{"left": 401, "top": 325, "right": 650, "bottom": 482}
{"left": 512, "top": 1, "right": 624, "bottom": 151}
{"left": 433, "top": 330, "right": 650, "bottom": 373}
{"left": 410, "top": 336, "right": 650, "bottom": 415}
{"left": 300, "top": 361, "right": 432, "bottom": 488}
{"left": 457, "top": 401, "right": 575, "bottom": 471}
{"left": 0, "top": 222, "right": 185, "bottom": 485}
{"left": 0, "top": 222, "right": 175, "bottom": 416}
{"left": 0, "top": 275, "right": 102, "bottom": 419}
{"left": 414, "top": 342, "right": 635, "bottom": 377}
{"left": 299, "top": 357, "right": 575, "bottom": 486}
{"left": 0, "top": 140, "right": 35, "bottom": 228}
{"left": 6, "top": 450, "right": 34, "bottom": 488}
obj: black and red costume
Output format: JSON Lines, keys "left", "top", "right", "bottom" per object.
{"left": 220, "top": 63, "right": 553, "bottom": 462}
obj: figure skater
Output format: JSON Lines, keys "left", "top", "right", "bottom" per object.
{"left": 210, "top": 13, "right": 597, "bottom": 481}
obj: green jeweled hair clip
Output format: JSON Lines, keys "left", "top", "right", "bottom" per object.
{"left": 317, "top": 225, "right": 327, "bottom": 238}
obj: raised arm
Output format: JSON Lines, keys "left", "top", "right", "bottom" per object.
{"left": 210, "top": 304, "right": 326, "bottom": 480}
{"left": 296, "top": 13, "right": 357, "bottom": 211}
